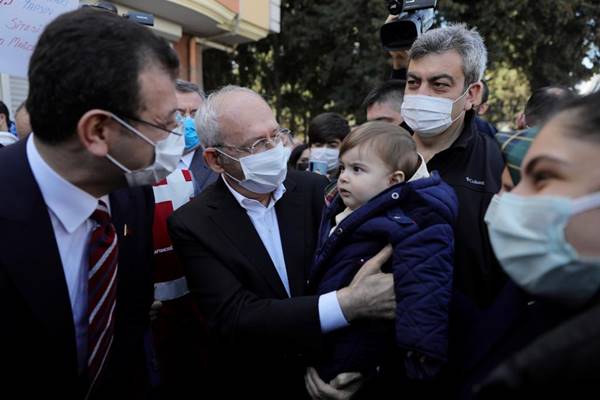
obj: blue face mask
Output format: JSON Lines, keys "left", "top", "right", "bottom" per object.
{"left": 485, "top": 192, "right": 600, "bottom": 307}
{"left": 183, "top": 116, "right": 200, "bottom": 151}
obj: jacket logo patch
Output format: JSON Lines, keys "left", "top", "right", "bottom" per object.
{"left": 465, "top": 177, "right": 485, "bottom": 186}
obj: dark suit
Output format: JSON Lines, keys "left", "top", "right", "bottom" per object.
{"left": 0, "top": 140, "right": 155, "bottom": 399}
{"left": 168, "top": 169, "right": 328, "bottom": 399}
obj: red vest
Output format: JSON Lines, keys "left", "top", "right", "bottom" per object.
{"left": 152, "top": 169, "right": 194, "bottom": 300}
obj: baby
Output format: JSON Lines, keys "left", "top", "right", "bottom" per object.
{"left": 309, "top": 121, "right": 458, "bottom": 387}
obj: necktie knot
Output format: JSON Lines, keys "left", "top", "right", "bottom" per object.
{"left": 90, "top": 200, "right": 111, "bottom": 226}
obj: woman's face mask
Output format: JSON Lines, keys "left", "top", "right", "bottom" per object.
{"left": 485, "top": 192, "right": 600, "bottom": 307}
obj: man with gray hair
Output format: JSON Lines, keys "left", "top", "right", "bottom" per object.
{"left": 168, "top": 85, "right": 395, "bottom": 399}
{"left": 401, "top": 23, "right": 505, "bottom": 308}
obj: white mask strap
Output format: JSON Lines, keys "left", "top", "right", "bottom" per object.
{"left": 572, "top": 192, "right": 600, "bottom": 214}
{"left": 215, "top": 148, "right": 240, "bottom": 163}
{"left": 106, "top": 153, "right": 132, "bottom": 173}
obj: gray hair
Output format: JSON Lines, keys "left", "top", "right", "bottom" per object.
{"left": 410, "top": 23, "right": 487, "bottom": 88}
{"left": 196, "top": 85, "right": 264, "bottom": 147}
{"left": 175, "top": 79, "right": 205, "bottom": 99}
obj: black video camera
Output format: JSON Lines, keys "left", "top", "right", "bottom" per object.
{"left": 380, "top": 0, "right": 437, "bottom": 51}
{"left": 82, "top": 2, "right": 155, "bottom": 27}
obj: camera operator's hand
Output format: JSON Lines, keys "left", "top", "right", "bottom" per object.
{"left": 385, "top": 14, "right": 410, "bottom": 70}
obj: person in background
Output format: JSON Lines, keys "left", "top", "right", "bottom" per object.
{"left": 494, "top": 127, "right": 539, "bottom": 193}
{"left": 149, "top": 79, "right": 216, "bottom": 397}
{"left": 14, "top": 101, "right": 32, "bottom": 140}
{"left": 289, "top": 143, "right": 310, "bottom": 171}
{"left": 174, "top": 79, "right": 218, "bottom": 194}
{"left": 515, "top": 86, "right": 574, "bottom": 130}
{"left": 168, "top": 85, "right": 396, "bottom": 399}
{"left": 308, "top": 112, "right": 350, "bottom": 179}
{"left": 0, "top": 8, "right": 181, "bottom": 398}
{"left": 0, "top": 101, "right": 18, "bottom": 147}
{"left": 471, "top": 90, "right": 600, "bottom": 398}
{"left": 474, "top": 80, "right": 497, "bottom": 138}
{"left": 363, "top": 80, "right": 406, "bottom": 125}
{"left": 307, "top": 121, "right": 456, "bottom": 397}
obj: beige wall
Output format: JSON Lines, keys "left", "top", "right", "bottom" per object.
{"left": 240, "top": 0, "right": 270, "bottom": 31}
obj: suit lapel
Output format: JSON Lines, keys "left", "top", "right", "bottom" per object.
{"left": 0, "top": 141, "right": 78, "bottom": 375}
{"left": 208, "top": 179, "right": 289, "bottom": 299}
{"left": 275, "top": 178, "right": 307, "bottom": 297}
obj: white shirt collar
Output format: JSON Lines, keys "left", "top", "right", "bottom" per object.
{"left": 26, "top": 134, "right": 108, "bottom": 233}
{"left": 408, "top": 153, "right": 430, "bottom": 182}
{"left": 221, "top": 174, "right": 286, "bottom": 211}
{"left": 180, "top": 150, "right": 195, "bottom": 169}
{"left": 0, "top": 131, "right": 18, "bottom": 146}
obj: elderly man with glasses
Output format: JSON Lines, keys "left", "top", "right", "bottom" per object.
{"left": 168, "top": 85, "right": 396, "bottom": 399}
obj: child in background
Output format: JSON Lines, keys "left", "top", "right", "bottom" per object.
{"left": 309, "top": 121, "right": 457, "bottom": 391}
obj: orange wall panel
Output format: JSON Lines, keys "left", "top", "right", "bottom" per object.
{"left": 217, "top": 0, "right": 239, "bottom": 13}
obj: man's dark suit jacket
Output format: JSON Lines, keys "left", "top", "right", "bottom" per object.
{"left": 0, "top": 140, "right": 155, "bottom": 399}
{"left": 168, "top": 169, "right": 328, "bottom": 399}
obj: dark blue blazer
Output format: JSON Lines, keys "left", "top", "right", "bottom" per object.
{"left": 0, "top": 140, "right": 155, "bottom": 399}
{"left": 188, "top": 147, "right": 218, "bottom": 195}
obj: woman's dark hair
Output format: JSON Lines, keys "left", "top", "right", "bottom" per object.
{"left": 548, "top": 90, "right": 600, "bottom": 142}
{"left": 288, "top": 143, "right": 309, "bottom": 170}
{"left": 27, "top": 8, "right": 179, "bottom": 144}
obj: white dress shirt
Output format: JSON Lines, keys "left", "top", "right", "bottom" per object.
{"left": 222, "top": 175, "right": 348, "bottom": 333}
{"left": 26, "top": 135, "right": 109, "bottom": 372}
{"left": 178, "top": 149, "right": 195, "bottom": 170}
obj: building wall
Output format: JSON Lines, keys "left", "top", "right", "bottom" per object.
{"left": 0, "top": 0, "right": 280, "bottom": 107}
{"left": 217, "top": 0, "right": 239, "bottom": 13}
{"left": 240, "top": 0, "right": 271, "bottom": 32}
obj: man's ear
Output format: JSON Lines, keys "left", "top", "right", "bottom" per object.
{"left": 465, "top": 81, "right": 483, "bottom": 111}
{"left": 77, "top": 110, "right": 115, "bottom": 157}
{"left": 390, "top": 170, "right": 405, "bottom": 185}
{"left": 203, "top": 148, "right": 225, "bottom": 173}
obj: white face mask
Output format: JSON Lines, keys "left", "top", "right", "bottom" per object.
{"left": 106, "top": 114, "right": 184, "bottom": 187}
{"left": 485, "top": 192, "right": 600, "bottom": 307}
{"left": 309, "top": 147, "right": 340, "bottom": 171}
{"left": 401, "top": 88, "right": 470, "bottom": 138}
{"left": 218, "top": 143, "right": 291, "bottom": 194}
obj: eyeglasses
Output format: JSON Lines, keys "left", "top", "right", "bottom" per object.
{"left": 215, "top": 128, "right": 292, "bottom": 155}
{"left": 117, "top": 114, "right": 183, "bottom": 137}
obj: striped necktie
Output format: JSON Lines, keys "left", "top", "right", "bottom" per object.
{"left": 87, "top": 200, "right": 118, "bottom": 393}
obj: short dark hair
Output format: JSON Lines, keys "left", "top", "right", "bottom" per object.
{"left": 549, "top": 90, "right": 600, "bottom": 143}
{"left": 288, "top": 143, "right": 309, "bottom": 169}
{"left": 0, "top": 101, "right": 10, "bottom": 125}
{"left": 27, "top": 8, "right": 179, "bottom": 144}
{"left": 524, "top": 86, "right": 574, "bottom": 127}
{"left": 175, "top": 79, "right": 205, "bottom": 98}
{"left": 340, "top": 121, "right": 419, "bottom": 178}
{"left": 308, "top": 112, "right": 350, "bottom": 145}
{"left": 362, "top": 80, "right": 406, "bottom": 113}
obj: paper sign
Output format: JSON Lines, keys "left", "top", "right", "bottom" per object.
{"left": 0, "top": 0, "right": 79, "bottom": 77}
